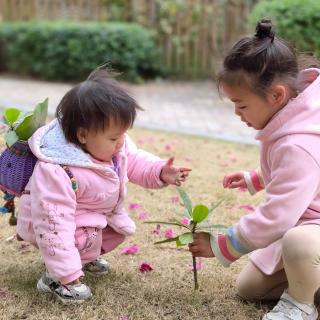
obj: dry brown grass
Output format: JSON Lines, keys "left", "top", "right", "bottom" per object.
{"left": 0, "top": 128, "right": 267, "bottom": 320}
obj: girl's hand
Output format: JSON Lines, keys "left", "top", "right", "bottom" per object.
{"left": 188, "top": 232, "right": 215, "bottom": 258}
{"left": 160, "top": 157, "right": 191, "bottom": 186}
{"left": 223, "top": 171, "right": 246, "bottom": 189}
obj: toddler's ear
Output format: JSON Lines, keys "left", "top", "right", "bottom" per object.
{"left": 269, "top": 84, "right": 287, "bottom": 107}
{"left": 76, "top": 127, "right": 88, "bottom": 144}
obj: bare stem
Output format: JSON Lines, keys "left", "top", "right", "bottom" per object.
{"left": 192, "top": 222, "right": 199, "bottom": 290}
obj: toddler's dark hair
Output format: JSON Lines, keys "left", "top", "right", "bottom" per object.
{"left": 56, "top": 68, "right": 142, "bottom": 146}
{"left": 217, "top": 19, "right": 299, "bottom": 97}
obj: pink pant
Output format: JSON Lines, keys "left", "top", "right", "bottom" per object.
{"left": 75, "top": 226, "right": 125, "bottom": 265}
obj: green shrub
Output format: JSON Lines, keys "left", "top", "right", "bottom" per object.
{"left": 249, "top": 0, "right": 320, "bottom": 58}
{"left": 0, "top": 21, "right": 162, "bottom": 82}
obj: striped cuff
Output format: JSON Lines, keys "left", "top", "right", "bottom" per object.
{"left": 210, "top": 227, "right": 250, "bottom": 267}
{"left": 243, "top": 170, "right": 264, "bottom": 195}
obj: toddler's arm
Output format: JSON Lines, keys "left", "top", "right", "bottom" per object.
{"left": 30, "top": 162, "right": 83, "bottom": 284}
{"left": 125, "top": 135, "right": 190, "bottom": 188}
{"left": 223, "top": 168, "right": 264, "bottom": 195}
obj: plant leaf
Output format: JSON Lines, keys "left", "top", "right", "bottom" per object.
{"left": 154, "top": 236, "right": 180, "bottom": 245}
{"left": 3, "top": 108, "right": 20, "bottom": 126}
{"left": 4, "top": 130, "right": 19, "bottom": 147}
{"left": 14, "top": 98, "right": 48, "bottom": 140}
{"left": 144, "top": 220, "right": 190, "bottom": 230}
{"left": 177, "top": 187, "right": 192, "bottom": 218}
{"left": 192, "top": 204, "right": 209, "bottom": 223}
{"left": 208, "top": 199, "right": 224, "bottom": 214}
{"left": 178, "top": 232, "right": 193, "bottom": 245}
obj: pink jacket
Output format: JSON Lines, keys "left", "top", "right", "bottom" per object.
{"left": 210, "top": 68, "right": 320, "bottom": 273}
{"left": 17, "top": 119, "right": 165, "bottom": 283}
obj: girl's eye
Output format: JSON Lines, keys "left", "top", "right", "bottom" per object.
{"left": 239, "top": 106, "right": 247, "bottom": 110}
{"left": 110, "top": 138, "right": 118, "bottom": 142}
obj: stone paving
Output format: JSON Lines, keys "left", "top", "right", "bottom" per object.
{"left": 0, "top": 76, "right": 257, "bottom": 144}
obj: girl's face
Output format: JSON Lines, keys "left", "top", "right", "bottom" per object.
{"left": 221, "top": 82, "right": 284, "bottom": 130}
{"left": 77, "top": 119, "right": 128, "bottom": 162}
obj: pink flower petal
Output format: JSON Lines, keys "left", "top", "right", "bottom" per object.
{"left": 139, "top": 262, "right": 153, "bottom": 273}
{"left": 138, "top": 211, "right": 149, "bottom": 221}
{"left": 137, "top": 139, "right": 145, "bottom": 145}
{"left": 239, "top": 204, "right": 255, "bottom": 212}
{"left": 171, "top": 196, "right": 179, "bottom": 204}
{"left": 184, "top": 157, "right": 192, "bottom": 162}
{"left": 180, "top": 217, "right": 190, "bottom": 225}
{"left": 229, "top": 156, "right": 237, "bottom": 163}
{"left": 0, "top": 287, "right": 10, "bottom": 298}
{"left": 164, "top": 144, "right": 173, "bottom": 151}
{"left": 164, "top": 228, "right": 175, "bottom": 238}
{"left": 5, "top": 234, "right": 16, "bottom": 242}
{"left": 188, "top": 259, "right": 204, "bottom": 271}
{"left": 121, "top": 244, "right": 139, "bottom": 255}
{"left": 119, "top": 316, "right": 129, "bottom": 320}
{"left": 151, "top": 224, "right": 161, "bottom": 235}
{"left": 128, "top": 203, "right": 141, "bottom": 210}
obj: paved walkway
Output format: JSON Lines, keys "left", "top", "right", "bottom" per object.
{"left": 0, "top": 76, "right": 257, "bottom": 144}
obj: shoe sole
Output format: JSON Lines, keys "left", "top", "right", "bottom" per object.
{"left": 37, "top": 278, "right": 92, "bottom": 305}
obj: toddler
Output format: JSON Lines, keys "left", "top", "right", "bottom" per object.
{"left": 189, "top": 19, "right": 320, "bottom": 320}
{"left": 17, "top": 69, "right": 190, "bottom": 304}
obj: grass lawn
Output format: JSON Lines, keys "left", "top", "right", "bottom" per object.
{"left": 0, "top": 127, "right": 268, "bottom": 320}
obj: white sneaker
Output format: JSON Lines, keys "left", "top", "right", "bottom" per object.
{"left": 263, "top": 291, "right": 318, "bottom": 320}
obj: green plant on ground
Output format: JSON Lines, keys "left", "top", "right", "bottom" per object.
{"left": 145, "top": 187, "right": 224, "bottom": 290}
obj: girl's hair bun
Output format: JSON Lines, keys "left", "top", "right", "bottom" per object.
{"left": 255, "top": 19, "right": 275, "bottom": 41}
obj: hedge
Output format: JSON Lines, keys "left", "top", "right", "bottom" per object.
{"left": 249, "top": 0, "right": 320, "bottom": 58}
{"left": 0, "top": 21, "right": 162, "bottom": 82}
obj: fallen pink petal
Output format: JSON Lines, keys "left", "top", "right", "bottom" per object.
{"left": 184, "top": 157, "right": 192, "bottom": 162}
{"left": 121, "top": 244, "right": 139, "bottom": 255}
{"left": 139, "top": 262, "right": 153, "bottom": 273}
{"left": 164, "top": 144, "right": 173, "bottom": 151}
{"left": 164, "top": 228, "right": 175, "bottom": 238}
{"left": 239, "top": 204, "right": 255, "bottom": 212}
{"left": 128, "top": 203, "right": 141, "bottom": 210}
{"left": 180, "top": 217, "right": 190, "bottom": 225}
{"left": 0, "top": 287, "right": 10, "bottom": 298}
{"left": 137, "top": 139, "right": 145, "bottom": 145}
{"left": 151, "top": 224, "right": 161, "bottom": 235}
{"left": 119, "top": 316, "right": 129, "bottom": 320}
{"left": 5, "top": 234, "right": 16, "bottom": 242}
{"left": 171, "top": 196, "right": 179, "bottom": 204}
{"left": 189, "top": 259, "right": 204, "bottom": 271}
{"left": 138, "top": 211, "right": 149, "bottom": 220}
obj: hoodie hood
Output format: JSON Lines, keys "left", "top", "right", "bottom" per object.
{"left": 28, "top": 119, "right": 116, "bottom": 170}
{"left": 256, "top": 68, "right": 320, "bottom": 142}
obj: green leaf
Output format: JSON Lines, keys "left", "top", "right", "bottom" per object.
{"left": 178, "top": 232, "right": 193, "bottom": 245}
{"left": 154, "top": 236, "right": 179, "bottom": 245}
{"left": 4, "top": 130, "right": 19, "bottom": 147}
{"left": 14, "top": 98, "right": 48, "bottom": 140}
{"left": 177, "top": 187, "right": 192, "bottom": 218}
{"left": 192, "top": 204, "right": 209, "bottom": 223}
{"left": 3, "top": 108, "right": 20, "bottom": 126}
{"left": 208, "top": 199, "right": 224, "bottom": 214}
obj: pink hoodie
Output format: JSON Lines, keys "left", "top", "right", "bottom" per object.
{"left": 17, "top": 120, "right": 165, "bottom": 283}
{"left": 210, "top": 69, "right": 320, "bottom": 274}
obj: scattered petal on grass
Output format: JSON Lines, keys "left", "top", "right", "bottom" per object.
{"left": 139, "top": 262, "right": 153, "bottom": 273}
{"left": 229, "top": 156, "right": 237, "bottom": 163}
{"left": 151, "top": 224, "right": 161, "bottom": 235}
{"left": 184, "top": 157, "right": 192, "bottom": 162}
{"left": 119, "top": 316, "right": 129, "bottom": 320}
{"left": 239, "top": 186, "right": 248, "bottom": 192}
{"left": 128, "top": 203, "right": 141, "bottom": 210}
{"left": 171, "top": 196, "right": 179, "bottom": 204}
{"left": 5, "top": 234, "right": 16, "bottom": 242}
{"left": 180, "top": 217, "right": 190, "bottom": 225}
{"left": 239, "top": 204, "right": 255, "bottom": 212}
{"left": 137, "top": 139, "right": 145, "bottom": 145}
{"left": 164, "top": 228, "right": 175, "bottom": 238}
{"left": 148, "top": 137, "right": 155, "bottom": 144}
{"left": 121, "top": 244, "right": 139, "bottom": 255}
{"left": 0, "top": 287, "right": 10, "bottom": 298}
{"left": 164, "top": 144, "right": 173, "bottom": 151}
{"left": 189, "top": 259, "right": 204, "bottom": 271}
{"left": 138, "top": 211, "right": 149, "bottom": 221}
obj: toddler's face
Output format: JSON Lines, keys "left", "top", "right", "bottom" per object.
{"left": 77, "top": 119, "right": 127, "bottom": 162}
{"left": 221, "top": 82, "right": 279, "bottom": 130}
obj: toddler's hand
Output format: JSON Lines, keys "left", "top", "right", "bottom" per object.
{"left": 223, "top": 171, "right": 246, "bottom": 189}
{"left": 160, "top": 157, "right": 191, "bottom": 186}
{"left": 188, "top": 232, "right": 215, "bottom": 258}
